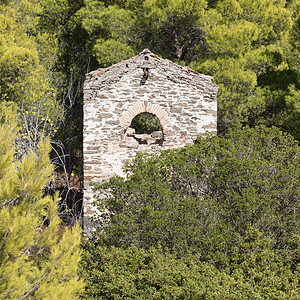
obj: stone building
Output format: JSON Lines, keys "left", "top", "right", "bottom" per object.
{"left": 83, "top": 49, "right": 218, "bottom": 231}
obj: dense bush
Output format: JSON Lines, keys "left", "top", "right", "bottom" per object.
{"left": 80, "top": 126, "right": 300, "bottom": 298}
{"left": 92, "top": 126, "right": 300, "bottom": 261}
{"left": 80, "top": 229, "right": 299, "bottom": 299}
{"left": 80, "top": 244, "right": 232, "bottom": 299}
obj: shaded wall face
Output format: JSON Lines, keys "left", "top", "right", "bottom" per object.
{"left": 83, "top": 66, "right": 217, "bottom": 231}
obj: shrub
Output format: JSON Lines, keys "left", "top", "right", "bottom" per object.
{"left": 92, "top": 126, "right": 300, "bottom": 260}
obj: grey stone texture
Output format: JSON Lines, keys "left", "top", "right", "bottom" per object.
{"left": 83, "top": 49, "right": 218, "bottom": 232}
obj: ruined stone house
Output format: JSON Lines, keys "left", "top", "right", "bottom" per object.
{"left": 83, "top": 49, "right": 218, "bottom": 231}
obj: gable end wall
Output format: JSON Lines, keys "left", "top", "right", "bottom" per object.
{"left": 83, "top": 51, "right": 218, "bottom": 233}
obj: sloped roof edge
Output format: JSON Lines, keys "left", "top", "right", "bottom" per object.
{"left": 86, "top": 49, "right": 218, "bottom": 89}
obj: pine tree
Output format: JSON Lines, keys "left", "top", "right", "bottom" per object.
{"left": 195, "top": 0, "right": 295, "bottom": 134}
{"left": 0, "top": 102, "right": 84, "bottom": 299}
{"left": 0, "top": 0, "right": 64, "bottom": 155}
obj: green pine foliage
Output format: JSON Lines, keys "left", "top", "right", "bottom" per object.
{"left": 0, "top": 103, "right": 84, "bottom": 299}
{"left": 196, "top": 0, "right": 296, "bottom": 135}
{"left": 0, "top": 0, "right": 60, "bottom": 116}
{"left": 0, "top": 0, "right": 64, "bottom": 155}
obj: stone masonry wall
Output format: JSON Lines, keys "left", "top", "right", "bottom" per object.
{"left": 83, "top": 49, "right": 218, "bottom": 232}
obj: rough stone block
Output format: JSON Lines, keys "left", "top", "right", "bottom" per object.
{"left": 126, "top": 127, "right": 136, "bottom": 136}
{"left": 151, "top": 131, "right": 164, "bottom": 139}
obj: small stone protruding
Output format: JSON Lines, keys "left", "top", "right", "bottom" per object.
{"left": 134, "top": 134, "right": 149, "bottom": 144}
{"left": 151, "top": 131, "right": 164, "bottom": 139}
{"left": 119, "top": 138, "right": 139, "bottom": 149}
{"left": 126, "top": 127, "right": 135, "bottom": 137}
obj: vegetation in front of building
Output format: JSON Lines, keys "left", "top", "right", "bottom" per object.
{"left": 0, "top": 0, "right": 299, "bottom": 298}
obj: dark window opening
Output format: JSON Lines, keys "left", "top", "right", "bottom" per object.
{"left": 130, "top": 112, "right": 162, "bottom": 134}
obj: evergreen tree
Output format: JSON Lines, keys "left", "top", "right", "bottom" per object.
{"left": 0, "top": 0, "right": 89, "bottom": 222}
{"left": 0, "top": 0, "right": 63, "bottom": 154}
{"left": 196, "top": 0, "right": 296, "bottom": 134}
{"left": 0, "top": 103, "right": 84, "bottom": 299}
{"left": 78, "top": 0, "right": 136, "bottom": 66}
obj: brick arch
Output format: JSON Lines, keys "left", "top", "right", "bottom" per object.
{"left": 120, "top": 102, "right": 170, "bottom": 132}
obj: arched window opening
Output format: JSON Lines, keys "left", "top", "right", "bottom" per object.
{"left": 127, "top": 112, "right": 164, "bottom": 145}
{"left": 130, "top": 112, "right": 162, "bottom": 134}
